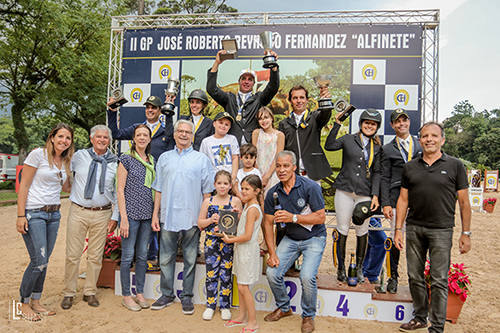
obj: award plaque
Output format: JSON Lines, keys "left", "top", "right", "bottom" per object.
{"left": 215, "top": 210, "right": 239, "bottom": 237}
{"left": 220, "top": 39, "right": 239, "bottom": 60}
{"left": 334, "top": 98, "right": 356, "bottom": 122}
{"left": 108, "top": 87, "right": 128, "bottom": 109}
{"left": 161, "top": 77, "right": 180, "bottom": 116}
{"left": 313, "top": 75, "right": 333, "bottom": 111}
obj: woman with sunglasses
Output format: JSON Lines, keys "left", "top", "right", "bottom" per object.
{"left": 16, "top": 123, "right": 74, "bottom": 321}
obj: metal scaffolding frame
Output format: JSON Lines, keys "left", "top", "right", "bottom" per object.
{"left": 108, "top": 9, "right": 440, "bottom": 128}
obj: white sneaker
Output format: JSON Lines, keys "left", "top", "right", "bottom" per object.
{"left": 202, "top": 308, "right": 214, "bottom": 321}
{"left": 221, "top": 309, "right": 232, "bottom": 321}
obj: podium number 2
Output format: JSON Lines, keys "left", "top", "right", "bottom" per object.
{"left": 336, "top": 294, "right": 349, "bottom": 316}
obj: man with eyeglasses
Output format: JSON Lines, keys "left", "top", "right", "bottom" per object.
{"left": 61, "top": 125, "right": 119, "bottom": 309}
{"left": 150, "top": 119, "right": 215, "bottom": 315}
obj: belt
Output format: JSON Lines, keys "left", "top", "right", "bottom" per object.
{"left": 39, "top": 204, "right": 61, "bottom": 213}
{"left": 75, "top": 203, "right": 112, "bottom": 211}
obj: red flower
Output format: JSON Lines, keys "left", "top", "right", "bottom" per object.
{"left": 425, "top": 260, "right": 471, "bottom": 301}
{"left": 104, "top": 233, "right": 121, "bottom": 260}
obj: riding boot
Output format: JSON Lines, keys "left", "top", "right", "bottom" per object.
{"left": 387, "top": 241, "right": 400, "bottom": 293}
{"left": 335, "top": 233, "right": 348, "bottom": 282}
{"left": 356, "top": 234, "right": 369, "bottom": 283}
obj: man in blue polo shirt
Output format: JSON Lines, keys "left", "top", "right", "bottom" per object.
{"left": 263, "top": 150, "right": 326, "bottom": 333}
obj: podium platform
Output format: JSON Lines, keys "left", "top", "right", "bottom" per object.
{"left": 112, "top": 254, "right": 414, "bottom": 323}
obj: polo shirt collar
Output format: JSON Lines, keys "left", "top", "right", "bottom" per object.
{"left": 417, "top": 151, "right": 448, "bottom": 165}
{"left": 276, "top": 175, "right": 303, "bottom": 194}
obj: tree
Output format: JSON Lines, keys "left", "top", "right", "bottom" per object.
{"left": 443, "top": 101, "right": 500, "bottom": 169}
{"left": 155, "top": 0, "right": 237, "bottom": 15}
{"left": 0, "top": 0, "right": 127, "bottom": 162}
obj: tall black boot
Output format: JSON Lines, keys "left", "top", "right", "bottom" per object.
{"left": 356, "top": 234, "right": 368, "bottom": 284}
{"left": 334, "top": 233, "right": 348, "bottom": 282}
{"left": 387, "top": 240, "right": 400, "bottom": 293}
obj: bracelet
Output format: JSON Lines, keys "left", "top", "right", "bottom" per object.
{"left": 395, "top": 228, "right": 402, "bottom": 231}
{"left": 18, "top": 215, "right": 26, "bottom": 218}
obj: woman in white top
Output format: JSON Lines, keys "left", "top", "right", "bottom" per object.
{"left": 16, "top": 123, "right": 74, "bottom": 321}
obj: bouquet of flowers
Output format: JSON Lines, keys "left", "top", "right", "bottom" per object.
{"left": 483, "top": 197, "right": 497, "bottom": 205}
{"left": 104, "top": 233, "right": 121, "bottom": 260}
{"left": 425, "top": 260, "right": 471, "bottom": 302}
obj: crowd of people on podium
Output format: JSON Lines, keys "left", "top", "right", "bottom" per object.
{"left": 15, "top": 48, "right": 471, "bottom": 333}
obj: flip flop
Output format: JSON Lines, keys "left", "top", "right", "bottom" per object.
{"left": 224, "top": 319, "right": 248, "bottom": 328}
{"left": 32, "top": 308, "right": 56, "bottom": 316}
{"left": 239, "top": 329, "right": 259, "bottom": 333}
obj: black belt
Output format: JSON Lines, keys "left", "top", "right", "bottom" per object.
{"left": 75, "top": 203, "right": 112, "bottom": 211}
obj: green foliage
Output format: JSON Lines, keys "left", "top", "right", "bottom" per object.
{"left": 155, "top": 0, "right": 237, "bottom": 15}
{"left": 443, "top": 100, "right": 500, "bottom": 169}
{"left": 0, "top": 181, "right": 15, "bottom": 190}
{"left": 0, "top": 0, "right": 129, "bottom": 161}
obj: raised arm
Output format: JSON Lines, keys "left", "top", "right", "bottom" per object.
{"left": 324, "top": 121, "right": 343, "bottom": 151}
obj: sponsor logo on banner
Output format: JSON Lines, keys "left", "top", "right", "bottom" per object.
{"left": 131, "top": 88, "right": 144, "bottom": 102}
{"left": 151, "top": 60, "right": 180, "bottom": 84}
{"left": 251, "top": 284, "right": 273, "bottom": 309}
{"left": 384, "top": 85, "right": 418, "bottom": 110}
{"left": 316, "top": 295, "right": 325, "bottom": 314}
{"left": 352, "top": 59, "right": 386, "bottom": 85}
{"left": 394, "top": 89, "right": 409, "bottom": 106}
{"left": 153, "top": 279, "right": 162, "bottom": 298}
{"left": 362, "top": 64, "right": 377, "bottom": 80}
{"left": 123, "top": 84, "right": 151, "bottom": 107}
{"left": 364, "top": 303, "right": 378, "bottom": 318}
{"left": 159, "top": 64, "right": 172, "bottom": 80}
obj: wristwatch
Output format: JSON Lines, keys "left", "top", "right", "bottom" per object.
{"left": 292, "top": 214, "right": 298, "bottom": 223}
{"left": 461, "top": 231, "right": 471, "bottom": 237}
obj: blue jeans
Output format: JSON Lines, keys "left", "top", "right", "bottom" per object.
{"left": 363, "top": 218, "right": 387, "bottom": 282}
{"left": 406, "top": 225, "right": 453, "bottom": 333}
{"left": 266, "top": 235, "right": 326, "bottom": 319}
{"left": 120, "top": 218, "right": 152, "bottom": 296}
{"left": 159, "top": 226, "right": 200, "bottom": 300}
{"left": 19, "top": 209, "right": 61, "bottom": 303}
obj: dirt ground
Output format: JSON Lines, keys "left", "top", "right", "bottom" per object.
{"left": 1, "top": 191, "right": 499, "bottom": 332}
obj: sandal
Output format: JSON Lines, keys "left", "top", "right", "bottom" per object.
{"left": 32, "top": 308, "right": 56, "bottom": 316}
{"left": 224, "top": 319, "right": 248, "bottom": 328}
{"left": 239, "top": 329, "right": 259, "bottom": 333}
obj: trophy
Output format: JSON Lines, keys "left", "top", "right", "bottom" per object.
{"left": 334, "top": 98, "right": 356, "bottom": 122}
{"left": 214, "top": 210, "right": 239, "bottom": 237}
{"left": 259, "top": 31, "right": 277, "bottom": 69}
{"left": 220, "top": 39, "right": 239, "bottom": 61}
{"left": 161, "top": 77, "right": 180, "bottom": 116}
{"left": 313, "top": 75, "right": 333, "bottom": 111}
{"left": 108, "top": 87, "right": 128, "bottom": 109}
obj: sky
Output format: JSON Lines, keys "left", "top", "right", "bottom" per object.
{"left": 225, "top": 0, "right": 500, "bottom": 120}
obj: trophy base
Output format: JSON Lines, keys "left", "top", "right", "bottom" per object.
{"left": 161, "top": 103, "right": 176, "bottom": 117}
{"left": 263, "top": 55, "right": 278, "bottom": 69}
{"left": 338, "top": 105, "right": 356, "bottom": 122}
{"left": 317, "top": 98, "right": 333, "bottom": 111}
{"left": 108, "top": 97, "right": 128, "bottom": 109}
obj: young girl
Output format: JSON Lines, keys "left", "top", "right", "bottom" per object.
{"left": 198, "top": 170, "right": 242, "bottom": 321}
{"left": 252, "top": 106, "right": 284, "bottom": 196}
{"left": 222, "top": 175, "right": 263, "bottom": 333}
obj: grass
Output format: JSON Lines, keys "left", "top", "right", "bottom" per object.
{"left": 0, "top": 191, "right": 17, "bottom": 205}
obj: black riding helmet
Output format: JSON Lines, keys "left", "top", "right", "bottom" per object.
{"left": 187, "top": 89, "right": 208, "bottom": 116}
{"left": 358, "top": 108, "right": 382, "bottom": 134}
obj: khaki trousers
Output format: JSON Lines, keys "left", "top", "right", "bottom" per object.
{"left": 63, "top": 202, "right": 112, "bottom": 296}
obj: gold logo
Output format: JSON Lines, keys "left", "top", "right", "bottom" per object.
{"left": 221, "top": 214, "right": 235, "bottom": 230}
